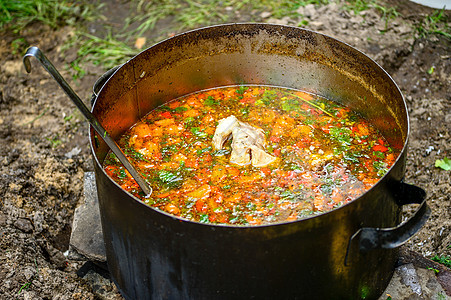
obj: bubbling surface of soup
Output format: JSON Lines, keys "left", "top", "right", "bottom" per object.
{"left": 103, "top": 85, "right": 399, "bottom": 225}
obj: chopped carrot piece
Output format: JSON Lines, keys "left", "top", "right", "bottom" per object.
{"left": 226, "top": 167, "right": 240, "bottom": 178}
{"left": 166, "top": 202, "right": 180, "bottom": 214}
{"left": 357, "top": 123, "right": 369, "bottom": 136}
{"left": 373, "top": 144, "right": 388, "bottom": 152}
{"left": 186, "top": 98, "right": 202, "bottom": 108}
{"left": 168, "top": 101, "right": 180, "bottom": 109}
{"left": 261, "top": 167, "right": 271, "bottom": 176}
{"left": 386, "top": 153, "right": 395, "bottom": 164}
{"left": 155, "top": 118, "right": 175, "bottom": 127}
{"left": 157, "top": 192, "right": 171, "bottom": 198}
{"left": 225, "top": 193, "right": 242, "bottom": 203}
{"left": 269, "top": 135, "right": 280, "bottom": 143}
{"left": 195, "top": 199, "right": 208, "bottom": 213}
{"left": 160, "top": 111, "right": 172, "bottom": 119}
{"left": 184, "top": 109, "right": 200, "bottom": 118}
{"left": 286, "top": 214, "right": 297, "bottom": 222}
{"left": 104, "top": 165, "right": 118, "bottom": 176}
{"left": 186, "top": 184, "right": 211, "bottom": 199}
{"left": 133, "top": 123, "right": 153, "bottom": 138}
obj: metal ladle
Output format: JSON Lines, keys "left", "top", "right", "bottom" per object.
{"left": 23, "top": 46, "right": 152, "bottom": 196}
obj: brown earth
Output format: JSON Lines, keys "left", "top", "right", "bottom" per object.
{"left": 0, "top": 0, "right": 449, "bottom": 299}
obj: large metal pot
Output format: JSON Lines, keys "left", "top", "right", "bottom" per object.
{"left": 90, "top": 24, "right": 429, "bottom": 299}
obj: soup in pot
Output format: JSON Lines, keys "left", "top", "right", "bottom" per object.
{"left": 103, "top": 85, "right": 399, "bottom": 225}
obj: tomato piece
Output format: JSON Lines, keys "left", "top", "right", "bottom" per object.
{"left": 195, "top": 199, "right": 208, "bottom": 213}
{"left": 153, "top": 151, "right": 162, "bottom": 161}
{"left": 321, "top": 125, "right": 330, "bottom": 134}
{"left": 201, "top": 154, "right": 212, "bottom": 163}
{"left": 185, "top": 158, "right": 199, "bottom": 169}
{"left": 261, "top": 167, "right": 271, "bottom": 176}
{"left": 364, "top": 160, "right": 373, "bottom": 172}
{"left": 217, "top": 214, "right": 229, "bottom": 223}
{"left": 155, "top": 118, "right": 175, "bottom": 127}
{"left": 373, "top": 144, "right": 388, "bottom": 152}
{"left": 104, "top": 165, "right": 118, "bottom": 176}
{"left": 386, "top": 153, "right": 395, "bottom": 164}
{"left": 160, "top": 111, "right": 172, "bottom": 119}
{"left": 269, "top": 135, "right": 280, "bottom": 143}
{"left": 286, "top": 171, "right": 297, "bottom": 179}
{"left": 239, "top": 97, "right": 255, "bottom": 104}
{"left": 209, "top": 214, "right": 217, "bottom": 223}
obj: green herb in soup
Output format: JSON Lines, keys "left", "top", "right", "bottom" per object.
{"left": 103, "top": 86, "right": 399, "bottom": 225}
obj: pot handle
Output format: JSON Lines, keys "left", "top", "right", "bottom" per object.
{"left": 345, "top": 182, "right": 430, "bottom": 265}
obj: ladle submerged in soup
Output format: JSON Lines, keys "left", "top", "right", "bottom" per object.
{"left": 103, "top": 85, "right": 399, "bottom": 225}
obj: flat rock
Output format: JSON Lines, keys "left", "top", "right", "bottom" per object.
{"left": 380, "top": 248, "right": 451, "bottom": 299}
{"left": 69, "top": 172, "right": 106, "bottom": 262}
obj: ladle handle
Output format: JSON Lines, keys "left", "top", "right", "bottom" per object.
{"left": 23, "top": 46, "right": 152, "bottom": 196}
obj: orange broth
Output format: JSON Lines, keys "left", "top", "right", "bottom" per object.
{"left": 103, "top": 85, "right": 399, "bottom": 225}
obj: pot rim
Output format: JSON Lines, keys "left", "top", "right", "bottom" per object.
{"left": 90, "top": 23, "right": 410, "bottom": 228}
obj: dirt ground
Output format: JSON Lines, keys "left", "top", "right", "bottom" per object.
{"left": 0, "top": 0, "right": 449, "bottom": 299}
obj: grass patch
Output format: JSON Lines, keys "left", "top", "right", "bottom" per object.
{"left": 1, "top": 0, "right": 98, "bottom": 57}
{"left": 342, "top": 0, "right": 371, "bottom": 14}
{"left": 432, "top": 255, "right": 451, "bottom": 269}
{"left": 64, "top": 0, "right": 332, "bottom": 78}
{"left": 371, "top": 2, "right": 400, "bottom": 31}
{"left": 121, "top": 0, "right": 181, "bottom": 38}
{"left": 0, "top": 0, "right": 94, "bottom": 33}
{"left": 120, "top": 0, "right": 255, "bottom": 39}
{"left": 413, "top": 8, "right": 451, "bottom": 40}
{"left": 65, "top": 30, "right": 136, "bottom": 78}
{"left": 174, "top": 0, "right": 246, "bottom": 29}
{"left": 46, "top": 134, "right": 63, "bottom": 148}
{"left": 123, "top": 0, "right": 330, "bottom": 36}
{"left": 342, "top": 0, "right": 400, "bottom": 31}
{"left": 251, "top": 0, "right": 330, "bottom": 19}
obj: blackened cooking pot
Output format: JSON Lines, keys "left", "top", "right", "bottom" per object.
{"left": 90, "top": 24, "right": 429, "bottom": 299}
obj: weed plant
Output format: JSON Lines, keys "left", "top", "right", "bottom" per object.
{"left": 0, "top": 0, "right": 93, "bottom": 33}
{"left": 66, "top": 31, "right": 136, "bottom": 78}
{"left": 432, "top": 255, "right": 451, "bottom": 269}
{"left": 342, "top": 0, "right": 400, "bottom": 31}
{"left": 414, "top": 8, "right": 450, "bottom": 39}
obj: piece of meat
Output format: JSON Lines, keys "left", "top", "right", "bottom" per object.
{"left": 213, "top": 115, "right": 276, "bottom": 167}
{"left": 229, "top": 123, "right": 265, "bottom": 166}
{"left": 212, "top": 115, "right": 239, "bottom": 150}
{"left": 250, "top": 145, "right": 277, "bottom": 167}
